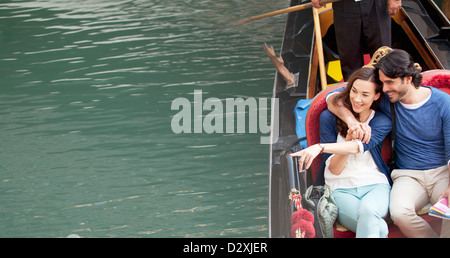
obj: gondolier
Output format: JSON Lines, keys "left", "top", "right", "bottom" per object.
{"left": 312, "top": 0, "right": 400, "bottom": 80}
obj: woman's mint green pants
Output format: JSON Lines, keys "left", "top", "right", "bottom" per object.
{"left": 332, "top": 184, "right": 391, "bottom": 238}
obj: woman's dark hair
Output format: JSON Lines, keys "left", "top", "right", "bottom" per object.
{"left": 331, "top": 67, "right": 384, "bottom": 137}
{"left": 374, "top": 49, "right": 422, "bottom": 88}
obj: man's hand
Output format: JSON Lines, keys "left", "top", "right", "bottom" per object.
{"left": 327, "top": 94, "right": 371, "bottom": 143}
{"left": 312, "top": 0, "right": 326, "bottom": 9}
{"left": 348, "top": 122, "right": 371, "bottom": 144}
{"left": 438, "top": 184, "right": 450, "bottom": 207}
{"left": 388, "top": 0, "right": 402, "bottom": 15}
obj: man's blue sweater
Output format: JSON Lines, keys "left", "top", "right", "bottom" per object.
{"left": 377, "top": 86, "right": 450, "bottom": 170}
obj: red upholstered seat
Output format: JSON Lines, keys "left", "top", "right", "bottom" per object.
{"left": 305, "top": 83, "right": 345, "bottom": 182}
{"left": 304, "top": 69, "right": 450, "bottom": 238}
{"left": 422, "top": 69, "right": 450, "bottom": 94}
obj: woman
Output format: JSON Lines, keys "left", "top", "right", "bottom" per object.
{"left": 290, "top": 67, "right": 392, "bottom": 238}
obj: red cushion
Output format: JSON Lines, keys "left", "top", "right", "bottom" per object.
{"left": 422, "top": 69, "right": 450, "bottom": 94}
{"left": 305, "top": 83, "right": 345, "bottom": 181}
{"left": 333, "top": 214, "right": 442, "bottom": 238}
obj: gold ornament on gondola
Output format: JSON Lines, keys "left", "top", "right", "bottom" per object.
{"left": 363, "top": 46, "right": 393, "bottom": 69}
{"left": 363, "top": 46, "right": 422, "bottom": 71}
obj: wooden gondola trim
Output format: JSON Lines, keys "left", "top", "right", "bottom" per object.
{"left": 307, "top": 7, "right": 335, "bottom": 99}
{"left": 307, "top": 43, "right": 320, "bottom": 99}
{"left": 313, "top": 7, "right": 328, "bottom": 92}
{"left": 392, "top": 9, "right": 443, "bottom": 69}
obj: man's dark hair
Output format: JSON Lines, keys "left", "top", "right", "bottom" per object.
{"left": 375, "top": 49, "right": 422, "bottom": 88}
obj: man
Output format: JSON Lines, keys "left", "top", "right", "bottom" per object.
{"left": 312, "top": 0, "right": 401, "bottom": 80}
{"left": 327, "top": 48, "right": 450, "bottom": 238}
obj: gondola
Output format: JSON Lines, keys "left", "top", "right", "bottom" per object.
{"left": 268, "top": 0, "right": 450, "bottom": 238}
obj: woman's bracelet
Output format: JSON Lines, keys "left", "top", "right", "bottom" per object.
{"left": 318, "top": 144, "right": 325, "bottom": 154}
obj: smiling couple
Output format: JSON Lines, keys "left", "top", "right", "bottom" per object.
{"left": 290, "top": 47, "right": 450, "bottom": 238}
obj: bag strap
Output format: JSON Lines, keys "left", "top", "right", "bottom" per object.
{"left": 310, "top": 188, "right": 324, "bottom": 238}
{"left": 389, "top": 102, "right": 396, "bottom": 170}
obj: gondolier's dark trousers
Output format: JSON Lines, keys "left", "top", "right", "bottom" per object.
{"left": 333, "top": 0, "right": 391, "bottom": 80}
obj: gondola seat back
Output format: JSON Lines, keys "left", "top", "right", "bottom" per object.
{"left": 305, "top": 83, "right": 345, "bottom": 182}
{"left": 422, "top": 69, "right": 450, "bottom": 94}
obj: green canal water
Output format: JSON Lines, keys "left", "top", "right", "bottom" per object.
{"left": 0, "top": 0, "right": 287, "bottom": 237}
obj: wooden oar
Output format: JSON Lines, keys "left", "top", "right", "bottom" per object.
{"left": 237, "top": 0, "right": 340, "bottom": 24}
{"left": 312, "top": 7, "right": 328, "bottom": 91}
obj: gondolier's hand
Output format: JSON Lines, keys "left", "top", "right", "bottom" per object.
{"left": 348, "top": 122, "right": 371, "bottom": 144}
{"left": 312, "top": 0, "right": 326, "bottom": 9}
{"left": 290, "top": 144, "right": 323, "bottom": 171}
{"left": 388, "top": 0, "right": 402, "bottom": 15}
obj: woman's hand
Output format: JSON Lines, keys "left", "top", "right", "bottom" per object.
{"left": 290, "top": 144, "right": 323, "bottom": 171}
{"left": 348, "top": 122, "right": 371, "bottom": 143}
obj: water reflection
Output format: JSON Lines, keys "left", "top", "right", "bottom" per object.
{"left": 0, "top": 0, "right": 286, "bottom": 237}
